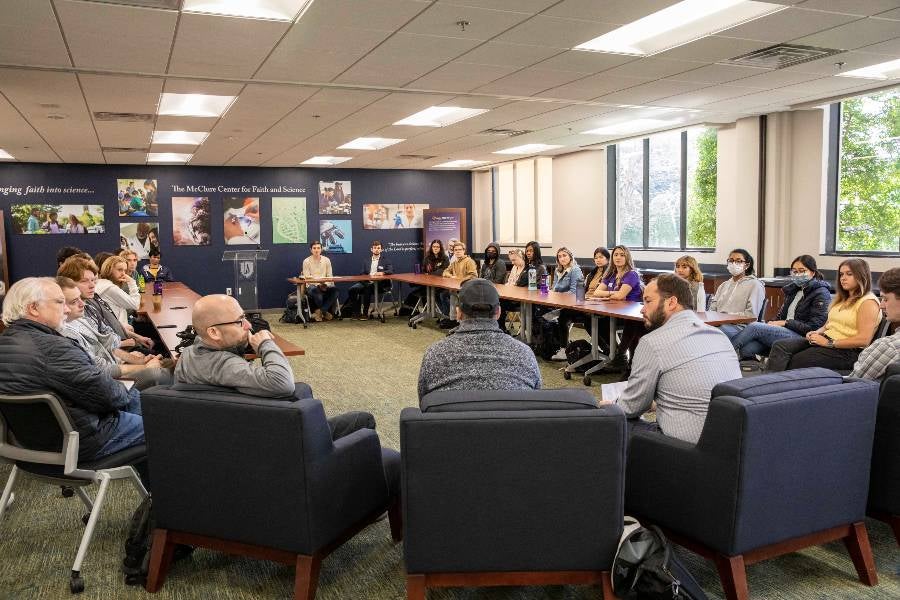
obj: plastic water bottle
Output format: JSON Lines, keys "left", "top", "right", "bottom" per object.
{"left": 575, "top": 279, "right": 585, "bottom": 302}
{"left": 527, "top": 266, "right": 537, "bottom": 291}
{"left": 539, "top": 273, "right": 548, "bottom": 294}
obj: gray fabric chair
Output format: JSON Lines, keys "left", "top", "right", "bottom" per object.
{"left": 868, "top": 362, "right": 900, "bottom": 545}
{"left": 0, "top": 392, "right": 148, "bottom": 594}
{"left": 140, "top": 384, "right": 401, "bottom": 600}
{"left": 401, "top": 389, "right": 625, "bottom": 600}
{"left": 625, "top": 368, "right": 880, "bottom": 600}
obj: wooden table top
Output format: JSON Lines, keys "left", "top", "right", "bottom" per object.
{"left": 140, "top": 282, "right": 304, "bottom": 357}
{"left": 287, "top": 274, "right": 390, "bottom": 285}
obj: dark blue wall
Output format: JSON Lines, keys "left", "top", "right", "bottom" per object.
{"left": 0, "top": 163, "right": 471, "bottom": 308}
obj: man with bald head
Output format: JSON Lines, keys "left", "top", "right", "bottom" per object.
{"left": 175, "top": 294, "right": 375, "bottom": 437}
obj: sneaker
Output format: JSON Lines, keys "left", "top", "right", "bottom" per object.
{"left": 323, "top": 311, "right": 334, "bottom": 321}
{"left": 550, "top": 347, "right": 568, "bottom": 361}
{"left": 312, "top": 309, "right": 323, "bottom": 322}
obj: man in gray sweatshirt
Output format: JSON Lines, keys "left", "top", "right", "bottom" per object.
{"left": 175, "top": 294, "right": 372, "bottom": 437}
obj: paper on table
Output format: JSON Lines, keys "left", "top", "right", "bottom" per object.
{"left": 600, "top": 381, "right": 628, "bottom": 403}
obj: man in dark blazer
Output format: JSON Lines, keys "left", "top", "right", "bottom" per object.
{"left": 347, "top": 240, "right": 393, "bottom": 320}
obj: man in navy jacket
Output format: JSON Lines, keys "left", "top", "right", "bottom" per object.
{"left": 347, "top": 240, "right": 393, "bottom": 320}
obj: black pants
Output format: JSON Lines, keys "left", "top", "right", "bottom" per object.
{"left": 767, "top": 337, "right": 861, "bottom": 372}
{"left": 327, "top": 411, "right": 376, "bottom": 440}
{"left": 347, "top": 281, "right": 388, "bottom": 315}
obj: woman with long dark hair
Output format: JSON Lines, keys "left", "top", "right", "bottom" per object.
{"left": 402, "top": 239, "right": 449, "bottom": 312}
{"left": 711, "top": 248, "right": 766, "bottom": 341}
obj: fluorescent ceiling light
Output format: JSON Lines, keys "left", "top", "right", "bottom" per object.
{"left": 574, "top": 0, "right": 784, "bottom": 56}
{"left": 182, "top": 0, "right": 314, "bottom": 21}
{"left": 394, "top": 106, "right": 489, "bottom": 127}
{"left": 301, "top": 156, "right": 352, "bottom": 165}
{"left": 582, "top": 118, "right": 673, "bottom": 136}
{"left": 158, "top": 93, "right": 236, "bottom": 117}
{"left": 151, "top": 130, "right": 209, "bottom": 145}
{"left": 493, "top": 144, "right": 563, "bottom": 155}
{"left": 836, "top": 58, "right": 900, "bottom": 80}
{"left": 337, "top": 137, "right": 404, "bottom": 150}
{"left": 147, "top": 153, "right": 192, "bottom": 163}
{"left": 433, "top": 159, "right": 489, "bottom": 168}
{"left": 0, "top": 149, "right": 14, "bottom": 160}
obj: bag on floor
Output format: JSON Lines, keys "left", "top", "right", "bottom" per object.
{"left": 613, "top": 517, "right": 708, "bottom": 600}
{"left": 122, "top": 495, "right": 154, "bottom": 586}
{"left": 532, "top": 317, "right": 564, "bottom": 361}
{"left": 279, "top": 293, "right": 300, "bottom": 324}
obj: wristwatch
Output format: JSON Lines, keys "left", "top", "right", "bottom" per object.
{"left": 827, "top": 338, "right": 835, "bottom": 348}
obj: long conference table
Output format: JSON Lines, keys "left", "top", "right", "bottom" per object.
{"left": 139, "top": 282, "right": 304, "bottom": 358}
{"left": 388, "top": 273, "right": 755, "bottom": 384}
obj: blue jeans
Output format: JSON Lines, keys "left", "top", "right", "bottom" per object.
{"left": 307, "top": 285, "right": 339, "bottom": 313}
{"left": 731, "top": 321, "right": 802, "bottom": 360}
{"left": 95, "top": 389, "right": 144, "bottom": 458}
{"left": 719, "top": 323, "right": 747, "bottom": 341}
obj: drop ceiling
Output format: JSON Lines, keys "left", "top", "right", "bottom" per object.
{"left": 0, "top": 0, "right": 898, "bottom": 169}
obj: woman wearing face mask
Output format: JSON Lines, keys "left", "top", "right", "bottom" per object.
{"left": 479, "top": 242, "right": 507, "bottom": 284}
{"left": 710, "top": 248, "right": 766, "bottom": 341}
{"left": 729, "top": 255, "right": 830, "bottom": 360}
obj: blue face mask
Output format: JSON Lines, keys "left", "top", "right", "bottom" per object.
{"left": 791, "top": 273, "right": 811, "bottom": 286}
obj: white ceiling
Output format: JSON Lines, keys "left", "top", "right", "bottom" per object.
{"left": 0, "top": 0, "right": 898, "bottom": 169}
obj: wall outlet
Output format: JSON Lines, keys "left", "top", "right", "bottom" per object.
{"left": 225, "top": 287, "right": 232, "bottom": 296}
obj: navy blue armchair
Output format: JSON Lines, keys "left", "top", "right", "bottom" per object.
{"left": 625, "top": 368, "right": 880, "bottom": 600}
{"left": 140, "top": 384, "right": 400, "bottom": 600}
{"left": 401, "top": 389, "right": 625, "bottom": 599}
{"left": 868, "top": 362, "right": 900, "bottom": 545}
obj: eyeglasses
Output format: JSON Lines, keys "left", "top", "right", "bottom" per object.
{"left": 208, "top": 316, "right": 247, "bottom": 329}
{"left": 790, "top": 269, "right": 809, "bottom": 275}
{"left": 726, "top": 259, "right": 746, "bottom": 264}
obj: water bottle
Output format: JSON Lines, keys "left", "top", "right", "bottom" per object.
{"left": 527, "top": 266, "right": 537, "bottom": 291}
{"left": 575, "top": 279, "right": 585, "bottom": 303}
{"left": 539, "top": 273, "right": 548, "bottom": 294}
{"left": 136, "top": 273, "right": 146, "bottom": 293}
{"left": 153, "top": 281, "right": 163, "bottom": 296}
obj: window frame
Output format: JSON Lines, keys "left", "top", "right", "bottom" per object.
{"left": 607, "top": 129, "right": 716, "bottom": 252}
{"left": 825, "top": 100, "right": 900, "bottom": 258}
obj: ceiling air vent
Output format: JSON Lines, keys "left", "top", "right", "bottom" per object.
{"left": 726, "top": 44, "right": 842, "bottom": 70}
{"left": 82, "top": 0, "right": 181, "bottom": 9}
{"left": 93, "top": 112, "right": 154, "bottom": 123}
{"left": 480, "top": 128, "right": 531, "bottom": 137}
{"left": 102, "top": 147, "right": 150, "bottom": 153}
{"left": 397, "top": 154, "right": 436, "bottom": 160}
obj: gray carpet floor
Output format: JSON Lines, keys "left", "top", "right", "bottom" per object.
{"left": 0, "top": 314, "right": 897, "bottom": 600}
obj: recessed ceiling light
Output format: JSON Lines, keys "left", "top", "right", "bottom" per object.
{"left": 574, "top": 0, "right": 784, "bottom": 56}
{"left": 337, "top": 137, "right": 404, "bottom": 150}
{"left": 493, "top": 144, "right": 563, "bottom": 155}
{"left": 158, "top": 93, "right": 236, "bottom": 117}
{"left": 147, "top": 152, "right": 192, "bottom": 163}
{"left": 0, "top": 149, "right": 15, "bottom": 160}
{"left": 394, "top": 106, "right": 489, "bottom": 127}
{"left": 582, "top": 118, "right": 674, "bottom": 136}
{"left": 433, "top": 159, "right": 489, "bottom": 168}
{"left": 301, "top": 156, "right": 353, "bottom": 165}
{"left": 151, "top": 130, "right": 209, "bottom": 145}
{"left": 182, "top": 0, "right": 315, "bottom": 21}
{"left": 836, "top": 58, "right": 900, "bottom": 80}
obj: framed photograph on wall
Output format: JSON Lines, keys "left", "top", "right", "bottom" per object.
{"left": 0, "top": 210, "right": 9, "bottom": 303}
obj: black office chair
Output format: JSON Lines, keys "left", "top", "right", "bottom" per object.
{"left": 757, "top": 297, "right": 769, "bottom": 322}
{"left": 0, "top": 392, "right": 148, "bottom": 594}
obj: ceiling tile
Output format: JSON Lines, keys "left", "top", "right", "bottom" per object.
{"left": 407, "top": 62, "right": 518, "bottom": 92}
{"left": 797, "top": 0, "right": 900, "bottom": 16}
{"left": 497, "top": 16, "right": 617, "bottom": 49}
{"left": 536, "top": 73, "right": 651, "bottom": 101}
{"left": 104, "top": 151, "right": 148, "bottom": 164}
{"left": 456, "top": 41, "right": 562, "bottom": 68}
{"left": 874, "top": 8, "right": 900, "bottom": 19}
{"left": 299, "top": 0, "right": 432, "bottom": 31}
{"left": 55, "top": 0, "right": 176, "bottom": 72}
{"left": 543, "top": 0, "right": 678, "bottom": 25}
{"left": 791, "top": 15, "right": 900, "bottom": 50}
{"left": 0, "top": 92, "right": 55, "bottom": 155}
{"left": 534, "top": 50, "right": 637, "bottom": 74}
{"left": 95, "top": 121, "right": 152, "bottom": 148}
{"left": 654, "top": 36, "right": 771, "bottom": 62}
{"left": 402, "top": 2, "right": 532, "bottom": 40}
{"left": 665, "top": 63, "right": 768, "bottom": 85}
{"left": 57, "top": 149, "right": 104, "bottom": 163}
{"left": 723, "top": 69, "right": 825, "bottom": 88}
{"left": 719, "top": 7, "right": 860, "bottom": 43}
{"left": 855, "top": 36, "right": 900, "bottom": 55}
{"left": 595, "top": 79, "right": 707, "bottom": 105}
{"left": 597, "top": 57, "right": 705, "bottom": 79}
{"left": 79, "top": 75, "right": 163, "bottom": 114}
{"left": 439, "top": 0, "right": 558, "bottom": 11}
{"left": 0, "top": 0, "right": 71, "bottom": 67}
{"left": 473, "top": 67, "right": 592, "bottom": 96}
{"left": 649, "top": 85, "right": 764, "bottom": 109}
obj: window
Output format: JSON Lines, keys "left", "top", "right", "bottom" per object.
{"left": 826, "top": 88, "right": 900, "bottom": 255}
{"left": 492, "top": 157, "right": 553, "bottom": 245}
{"left": 609, "top": 127, "right": 717, "bottom": 250}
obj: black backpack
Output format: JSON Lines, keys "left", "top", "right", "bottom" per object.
{"left": 279, "top": 293, "right": 301, "bottom": 324}
{"left": 613, "top": 517, "right": 708, "bottom": 600}
{"left": 244, "top": 311, "right": 271, "bottom": 333}
{"left": 122, "top": 496, "right": 153, "bottom": 586}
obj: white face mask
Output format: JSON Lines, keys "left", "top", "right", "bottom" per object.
{"left": 727, "top": 262, "right": 746, "bottom": 277}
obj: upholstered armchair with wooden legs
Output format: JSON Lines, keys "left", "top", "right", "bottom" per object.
{"left": 140, "top": 384, "right": 401, "bottom": 600}
{"left": 401, "top": 389, "right": 625, "bottom": 600}
{"left": 868, "top": 362, "right": 900, "bottom": 545}
{"left": 625, "top": 368, "right": 880, "bottom": 600}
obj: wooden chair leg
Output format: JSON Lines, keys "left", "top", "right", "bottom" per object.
{"left": 145, "top": 529, "right": 175, "bottom": 592}
{"left": 843, "top": 521, "right": 878, "bottom": 586}
{"left": 406, "top": 574, "right": 426, "bottom": 600}
{"left": 294, "top": 554, "right": 322, "bottom": 600}
{"left": 600, "top": 571, "right": 617, "bottom": 599}
{"left": 388, "top": 498, "right": 403, "bottom": 542}
{"left": 714, "top": 554, "right": 748, "bottom": 600}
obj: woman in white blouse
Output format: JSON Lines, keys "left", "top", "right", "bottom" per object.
{"left": 94, "top": 255, "right": 140, "bottom": 326}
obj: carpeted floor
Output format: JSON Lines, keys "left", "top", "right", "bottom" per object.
{"left": 0, "top": 314, "right": 897, "bottom": 600}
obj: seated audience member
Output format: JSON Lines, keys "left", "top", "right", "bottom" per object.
{"left": 447, "top": 238, "right": 461, "bottom": 265}
{"left": 57, "top": 277, "right": 170, "bottom": 390}
{"left": 118, "top": 248, "right": 143, "bottom": 290}
{"left": 520, "top": 241, "right": 548, "bottom": 286}
{"left": 0, "top": 277, "right": 144, "bottom": 461}
{"left": 550, "top": 246, "right": 585, "bottom": 354}
{"left": 437, "top": 241, "right": 478, "bottom": 328}
{"left": 175, "top": 294, "right": 372, "bottom": 439}
{"left": 56, "top": 245, "right": 90, "bottom": 268}
{"left": 605, "top": 274, "right": 741, "bottom": 443}
{"left": 711, "top": 248, "right": 766, "bottom": 341}
{"left": 572, "top": 247, "right": 611, "bottom": 342}
{"left": 479, "top": 242, "right": 507, "bottom": 284}
{"left": 96, "top": 255, "right": 140, "bottom": 326}
{"left": 498, "top": 248, "right": 526, "bottom": 333}
{"left": 301, "top": 240, "right": 339, "bottom": 321}
{"left": 768, "top": 258, "right": 881, "bottom": 372}
{"left": 347, "top": 240, "right": 392, "bottom": 320}
{"left": 730, "top": 254, "right": 830, "bottom": 361}
{"left": 141, "top": 248, "right": 174, "bottom": 282}
{"left": 674, "top": 255, "right": 706, "bottom": 311}
{"left": 403, "top": 239, "right": 449, "bottom": 310}
{"left": 418, "top": 278, "right": 542, "bottom": 399}
{"left": 850, "top": 267, "right": 899, "bottom": 381}
{"left": 58, "top": 256, "right": 155, "bottom": 352}
{"left": 592, "top": 245, "right": 644, "bottom": 375}
{"left": 93, "top": 251, "right": 115, "bottom": 271}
